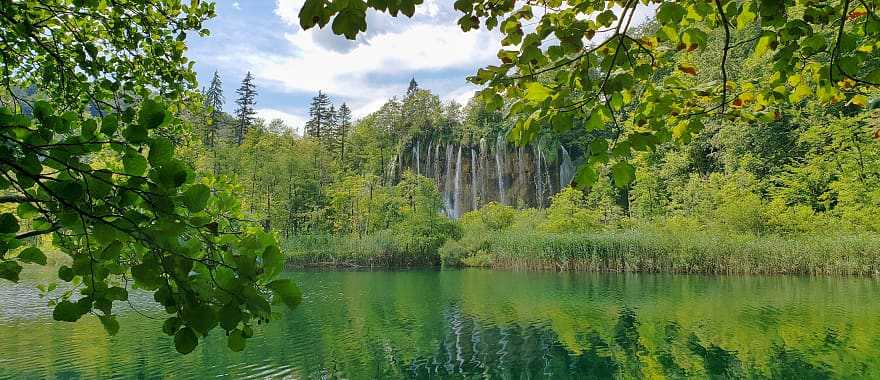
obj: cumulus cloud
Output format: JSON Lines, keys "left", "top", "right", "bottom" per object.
{"left": 232, "top": 2, "right": 240, "bottom": 10}
{"left": 256, "top": 108, "right": 307, "bottom": 135}
{"left": 243, "top": 1, "right": 502, "bottom": 114}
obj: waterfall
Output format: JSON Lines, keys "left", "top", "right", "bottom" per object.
{"left": 434, "top": 142, "right": 442, "bottom": 189}
{"left": 495, "top": 134, "right": 506, "bottom": 205}
{"left": 453, "top": 145, "right": 463, "bottom": 218}
{"left": 479, "top": 137, "right": 488, "bottom": 205}
{"left": 471, "top": 147, "right": 478, "bottom": 211}
{"left": 444, "top": 144, "right": 454, "bottom": 216}
{"left": 387, "top": 154, "right": 397, "bottom": 186}
{"left": 560, "top": 145, "right": 575, "bottom": 188}
{"left": 415, "top": 139, "right": 421, "bottom": 176}
{"left": 517, "top": 146, "right": 525, "bottom": 205}
{"left": 426, "top": 140, "right": 433, "bottom": 177}
{"left": 534, "top": 144, "right": 544, "bottom": 208}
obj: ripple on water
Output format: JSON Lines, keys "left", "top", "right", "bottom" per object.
{"left": 2, "top": 270, "right": 880, "bottom": 378}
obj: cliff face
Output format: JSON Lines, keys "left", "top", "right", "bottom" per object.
{"left": 388, "top": 135, "right": 577, "bottom": 218}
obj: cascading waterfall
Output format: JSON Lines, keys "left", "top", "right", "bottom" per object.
{"left": 434, "top": 142, "right": 441, "bottom": 190}
{"left": 444, "top": 144, "right": 454, "bottom": 215}
{"left": 414, "top": 139, "right": 421, "bottom": 176}
{"left": 470, "top": 147, "right": 478, "bottom": 210}
{"left": 426, "top": 140, "right": 433, "bottom": 178}
{"left": 386, "top": 154, "right": 398, "bottom": 186}
{"left": 517, "top": 146, "right": 526, "bottom": 204}
{"left": 453, "top": 145, "right": 463, "bottom": 218}
{"left": 495, "top": 134, "right": 506, "bottom": 205}
{"left": 479, "top": 137, "right": 488, "bottom": 203}
{"left": 560, "top": 145, "right": 575, "bottom": 188}
{"left": 534, "top": 144, "right": 544, "bottom": 208}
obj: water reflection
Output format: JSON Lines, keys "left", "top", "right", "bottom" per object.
{"left": 0, "top": 270, "right": 877, "bottom": 379}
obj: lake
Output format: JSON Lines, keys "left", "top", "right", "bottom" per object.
{"left": 1, "top": 269, "right": 879, "bottom": 379}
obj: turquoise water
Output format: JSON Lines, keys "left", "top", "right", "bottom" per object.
{"left": 1, "top": 269, "right": 879, "bottom": 378}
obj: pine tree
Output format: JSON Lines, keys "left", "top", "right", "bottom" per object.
{"left": 305, "top": 91, "right": 332, "bottom": 140}
{"left": 233, "top": 71, "right": 257, "bottom": 145}
{"left": 337, "top": 103, "right": 352, "bottom": 162}
{"left": 203, "top": 70, "right": 224, "bottom": 147}
{"left": 406, "top": 77, "right": 419, "bottom": 99}
{"left": 326, "top": 104, "right": 338, "bottom": 153}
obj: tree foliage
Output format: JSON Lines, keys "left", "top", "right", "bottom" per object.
{"left": 0, "top": 0, "right": 299, "bottom": 355}
{"left": 301, "top": 0, "right": 880, "bottom": 189}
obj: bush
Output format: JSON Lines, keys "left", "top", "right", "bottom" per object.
{"left": 540, "top": 188, "right": 602, "bottom": 233}
{"left": 439, "top": 240, "right": 468, "bottom": 266}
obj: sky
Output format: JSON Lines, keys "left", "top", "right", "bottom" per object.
{"left": 187, "top": 0, "right": 505, "bottom": 134}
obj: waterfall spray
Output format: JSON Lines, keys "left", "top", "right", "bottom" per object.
{"left": 495, "top": 134, "right": 506, "bottom": 205}
{"left": 560, "top": 145, "right": 575, "bottom": 188}
{"left": 415, "top": 139, "right": 421, "bottom": 176}
{"left": 426, "top": 140, "right": 433, "bottom": 177}
{"left": 517, "top": 146, "right": 525, "bottom": 205}
{"left": 453, "top": 145, "right": 463, "bottom": 218}
{"left": 534, "top": 144, "right": 544, "bottom": 208}
{"left": 444, "top": 144, "right": 454, "bottom": 216}
{"left": 479, "top": 137, "right": 488, "bottom": 205}
{"left": 471, "top": 147, "right": 478, "bottom": 210}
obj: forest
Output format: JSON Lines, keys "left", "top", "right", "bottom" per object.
{"left": 198, "top": 27, "right": 880, "bottom": 274}
{"left": 1, "top": 0, "right": 880, "bottom": 373}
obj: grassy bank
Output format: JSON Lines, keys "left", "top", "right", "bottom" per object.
{"left": 444, "top": 230, "right": 880, "bottom": 275}
{"left": 283, "top": 231, "right": 442, "bottom": 268}
{"left": 284, "top": 229, "right": 880, "bottom": 275}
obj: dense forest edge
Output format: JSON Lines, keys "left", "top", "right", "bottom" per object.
{"left": 193, "top": 23, "right": 880, "bottom": 275}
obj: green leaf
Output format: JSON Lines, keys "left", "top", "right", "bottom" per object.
{"left": 228, "top": 329, "right": 247, "bottom": 352}
{"left": 219, "top": 302, "right": 243, "bottom": 331}
{"left": 58, "top": 265, "right": 75, "bottom": 282}
{"left": 131, "top": 261, "right": 163, "bottom": 290}
{"left": 0, "top": 261, "right": 23, "bottom": 282}
{"left": 268, "top": 279, "right": 302, "bottom": 309}
{"left": 122, "top": 152, "right": 148, "bottom": 176}
{"left": 657, "top": 3, "right": 686, "bottom": 24}
{"left": 174, "top": 327, "right": 199, "bottom": 354}
{"left": 139, "top": 99, "right": 168, "bottom": 129}
{"left": 163, "top": 317, "right": 183, "bottom": 336}
{"left": 573, "top": 164, "right": 598, "bottom": 189}
{"left": 183, "top": 184, "right": 211, "bottom": 213}
{"left": 148, "top": 137, "right": 174, "bottom": 165}
{"left": 122, "top": 125, "right": 148, "bottom": 143}
{"left": 612, "top": 161, "right": 635, "bottom": 187}
{"left": 100, "top": 114, "right": 118, "bottom": 135}
{"left": 99, "top": 315, "right": 120, "bottom": 335}
{"left": 524, "top": 82, "right": 552, "bottom": 103}
{"left": 0, "top": 213, "right": 20, "bottom": 234}
{"left": 53, "top": 300, "right": 86, "bottom": 322}
{"left": 186, "top": 304, "right": 218, "bottom": 336}
{"left": 18, "top": 247, "right": 47, "bottom": 265}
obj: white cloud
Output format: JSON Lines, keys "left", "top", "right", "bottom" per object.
{"left": 256, "top": 108, "right": 307, "bottom": 135}
{"left": 274, "top": 0, "right": 301, "bottom": 26}
{"left": 232, "top": 2, "right": 241, "bottom": 10}
{"left": 244, "top": 23, "right": 499, "bottom": 112}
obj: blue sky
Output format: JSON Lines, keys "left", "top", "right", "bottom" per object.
{"left": 187, "top": 0, "right": 504, "bottom": 133}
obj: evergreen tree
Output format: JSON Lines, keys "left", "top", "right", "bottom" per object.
{"left": 305, "top": 91, "right": 332, "bottom": 140}
{"left": 234, "top": 71, "right": 257, "bottom": 145}
{"left": 337, "top": 103, "right": 352, "bottom": 162}
{"left": 326, "top": 104, "right": 338, "bottom": 153}
{"left": 406, "top": 77, "right": 419, "bottom": 99}
{"left": 204, "top": 70, "right": 224, "bottom": 146}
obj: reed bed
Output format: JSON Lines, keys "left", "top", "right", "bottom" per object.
{"left": 484, "top": 230, "right": 880, "bottom": 275}
{"left": 283, "top": 232, "right": 440, "bottom": 268}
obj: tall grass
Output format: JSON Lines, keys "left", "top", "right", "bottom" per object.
{"left": 283, "top": 231, "right": 440, "bottom": 268}
{"left": 483, "top": 230, "right": 880, "bottom": 275}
